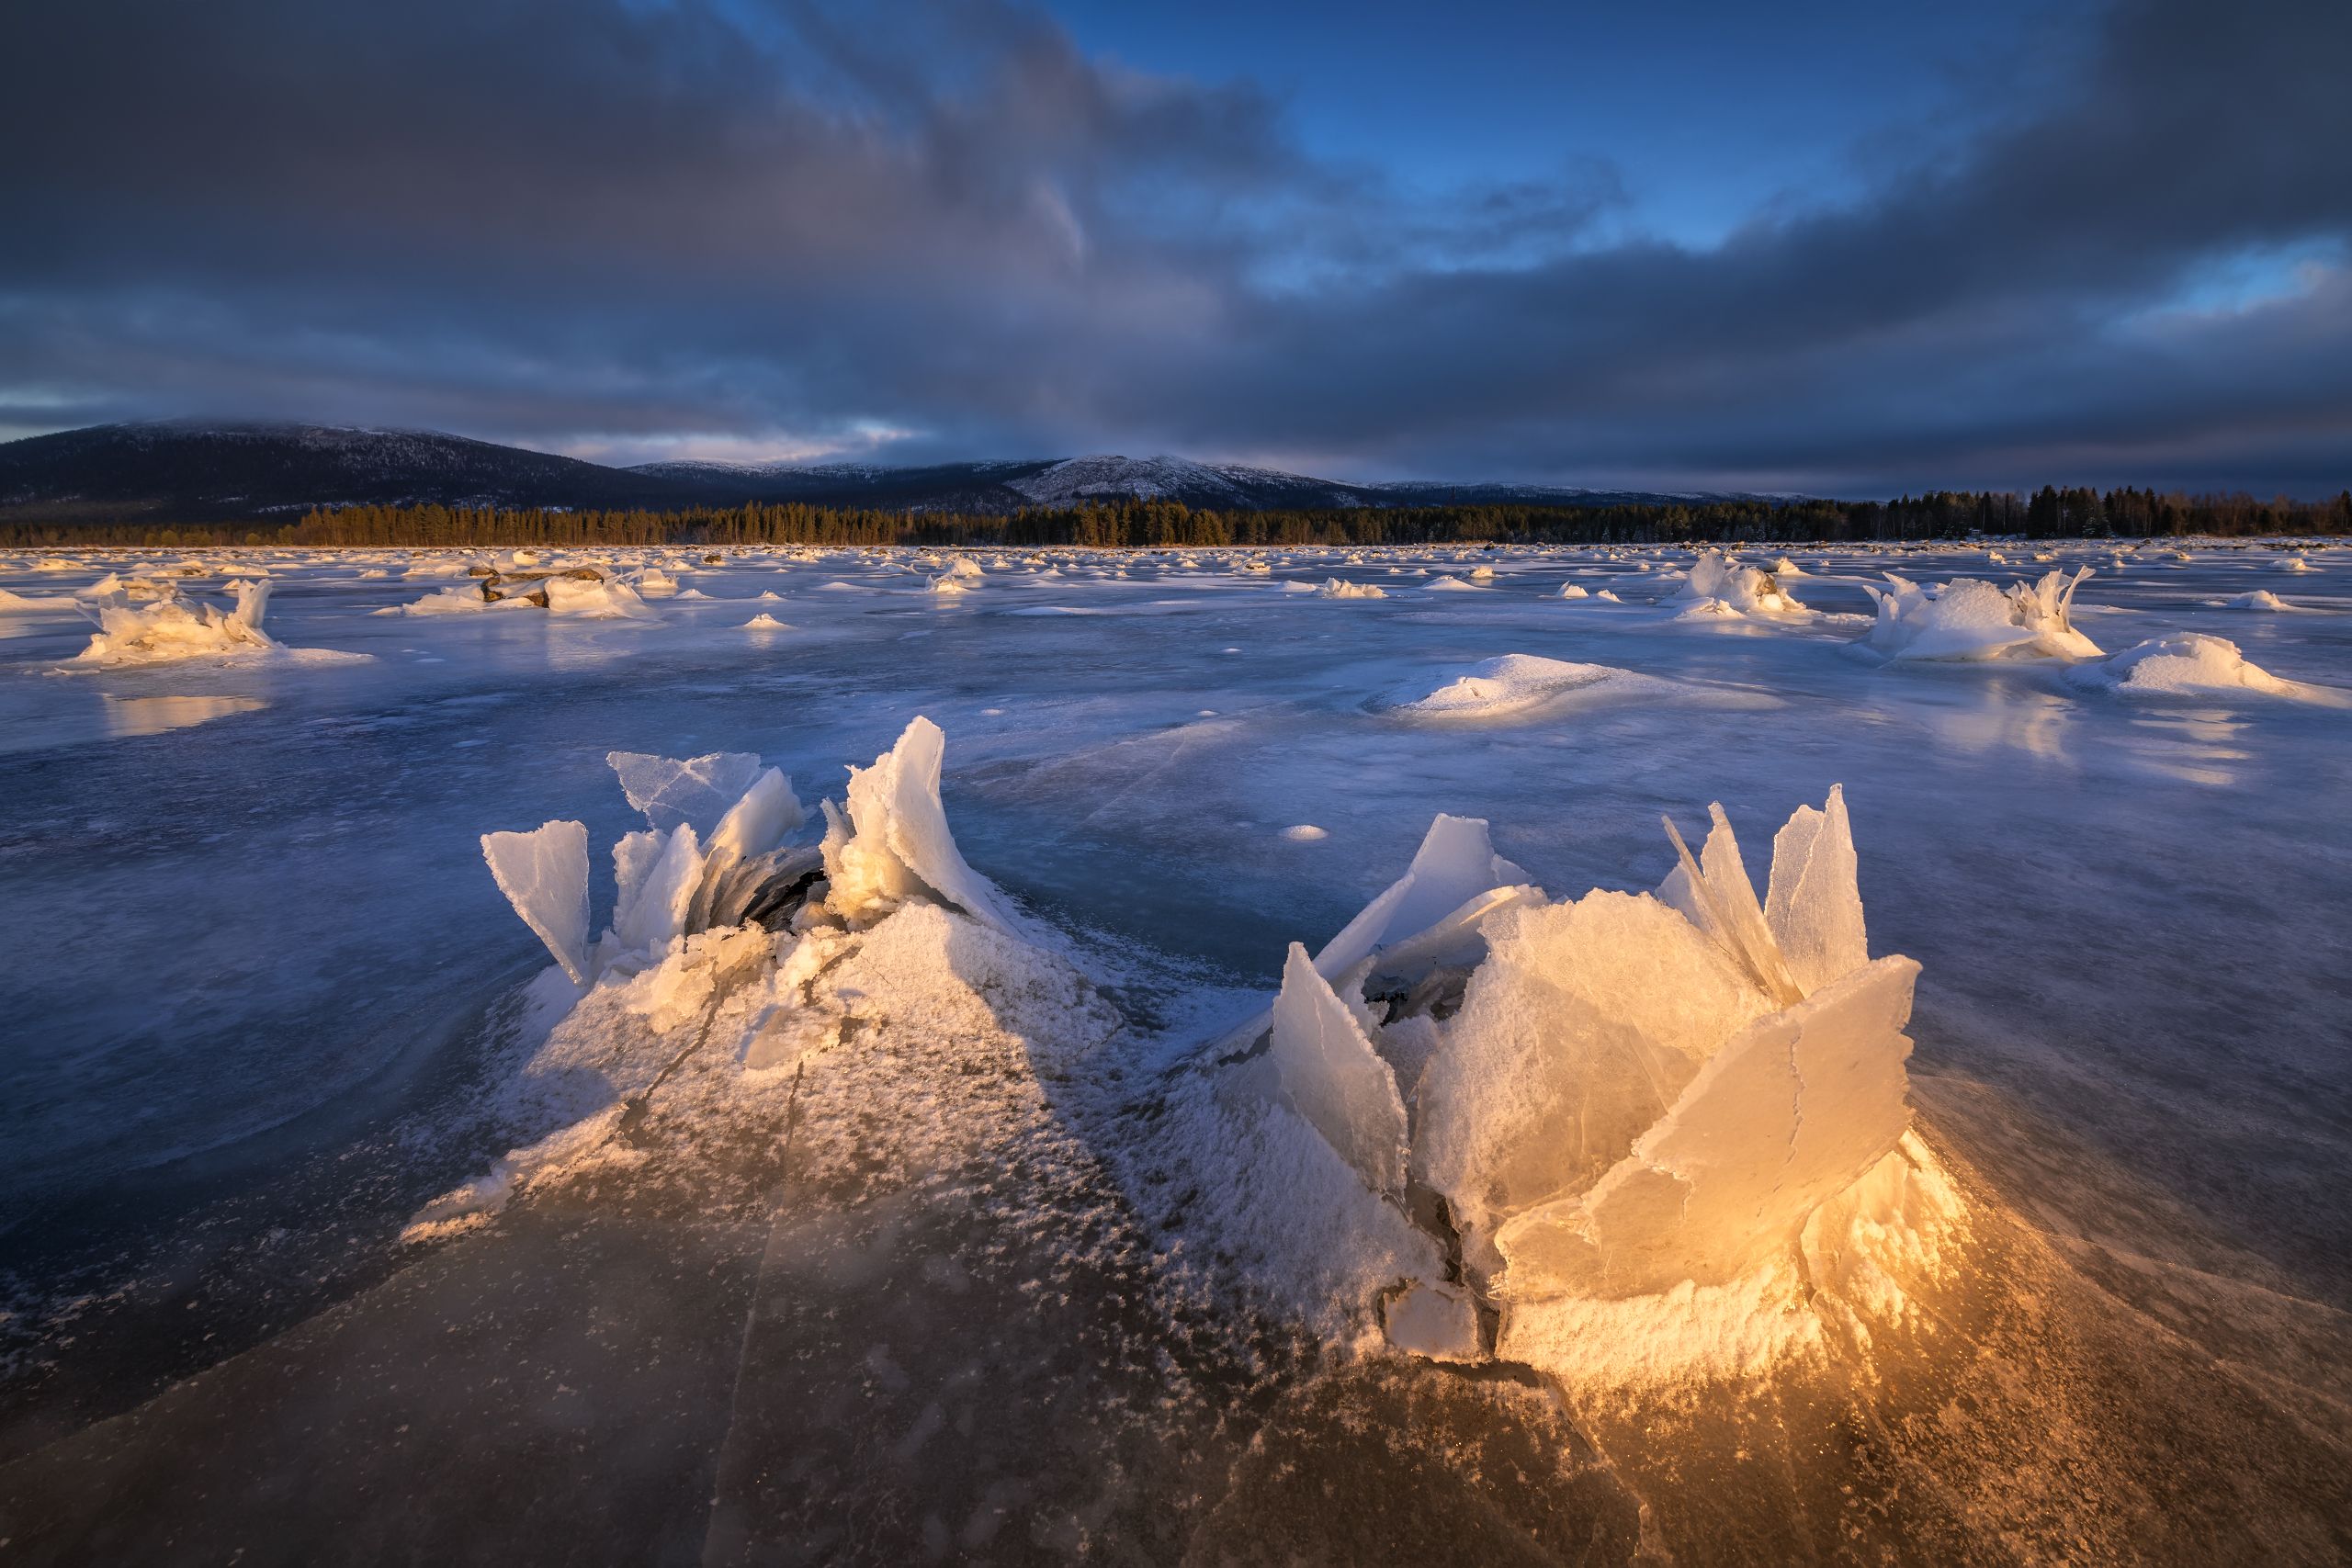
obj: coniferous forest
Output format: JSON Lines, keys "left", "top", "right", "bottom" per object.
{"left": 4, "top": 485, "right": 2346, "bottom": 550}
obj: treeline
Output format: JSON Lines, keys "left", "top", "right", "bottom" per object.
{"left": 7, "top": 485, "right": 2348, "bottom": 549}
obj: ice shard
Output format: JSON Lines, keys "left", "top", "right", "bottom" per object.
{"left": 481, "top": 819, "right": 594, "bottom": 985}
{"left": 824, "top": 716, "right": 1023, "bottom": 933}
{"left": 1492, "top": 955, "right": 1919, "bottom": 1300}
{"left": 1269, "top": 942, "right": 1408, "bottom": 1197}
{"left": 1763, "top": 784, "right": 1868, "bottom": 997}
{"left": 2007, "top": 567, "right": 2103, "bottom": 659}
{"left": 1313, "top": 813, "right": 1530, "bottom": 980}
{"left": 1659, "top": 805, "right": 1803, "bottom": 1006}
{"left": 1414, "top": 889, "right": 1775, "bottom": 1272}
{"left": 228, "top": 578, "right": 271, "bottom": 633}
{"left": 608, "top": 824, "right": 702, "bottom": 957}
{"left": 605, "top": 750, "right": 766, "bottom": 834}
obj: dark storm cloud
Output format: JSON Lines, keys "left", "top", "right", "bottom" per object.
{"left": 0, "top": 0, "right": 2346, "bottom": 491}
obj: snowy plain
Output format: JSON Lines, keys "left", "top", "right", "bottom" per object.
{"left": 1, "top": 536, "right": 2349, "bottom": 1562}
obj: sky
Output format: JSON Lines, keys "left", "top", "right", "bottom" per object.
{"left": 1, "top": 0, "right": 2347, "bottom": 496}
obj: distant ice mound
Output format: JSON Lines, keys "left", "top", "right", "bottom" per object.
{"left": 544, "top": 577, "right": 657, "bottom": 619}
{"left": 2066, "top": 633, "right": 2340, "bottom": 702}
{"left": 1179, "top": 787, "right": 1956, "bottom": 1383}
{"left": 2207, "top": 590, "right": 2310, "bottom": 612}
{"left": 1679, "top": 550, "right": 1808, "bottom": 618}
{"left": 62, "top": 579, "right": 363, "bottom": 669}
{"left": 1317, "top": 578, "right": 1387, "bottom": 599}
{"left": 1381, "top": 654, "right": 1682, "bottom": 722}
{"left": 1853, "top": 567, "right": 2101, "bottom": 662}
{"left": 379, "top": 576, "right": 656, "bottom": 619}
{"left": 70, "top": 578, "right": 274, "bottom": 665}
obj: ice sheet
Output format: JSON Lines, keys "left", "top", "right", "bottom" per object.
{"left": 7, "top": 537, "right": 2352, "bottom": 1562}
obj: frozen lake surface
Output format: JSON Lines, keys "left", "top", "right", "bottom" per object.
{"left": 2, "top": 538, "right": 2348, "bottom": 1562}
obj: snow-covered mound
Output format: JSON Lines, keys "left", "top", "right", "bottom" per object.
{"left": 2066, "top": 633, "right": 2339, "bottom": 702}
{"left": 545, "top": 578, "right": 656, "bottom": 618}
{"left": 1680, "top": 551, "right": 1807, "bottom": 617}
{"left": 1382, "top": 654, "right": 1683, "bottom": 722}
{"left": 2207, "top": 590, "right": 2309, "bottom": 612}
{"left": 1317, "top": 578, "right": 1386, "bottom": 599}
{"left": 379, "top": 577, "right": 656, "bottom": 619}
{"left": 62, "top": 579, "right": 357, "bottom": 669}
{"left": 1854, "top": 568, "right": 2101, "bottom": 661}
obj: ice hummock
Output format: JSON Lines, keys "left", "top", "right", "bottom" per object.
{"left": 2066, "top": 632, "right": 2340, "bottom": 702}
{"left": 481, "top": 751, "right": 814, "bottom": 991}
{"left": 1854, "top": 567, "right": 2101, "bottom": 662}
{"left": 1197, "top": 784, "right": 1926, "bottom": 1376}
{"left": 1381, "top": 654, "right": 1680, "bottom": 722}
{"left": 442, "top": 717, "right": 1030, "bottom": 1235}
{"left": 65, "top": 578, "right": 288, "bottom": 667}
{"left": 1680, "top": 550, "right": 1808, "bottom": 617}
{"left": 380, "top": 577, "right": 656, "bottom": 618}
{"left": 2207, "top": 589, "right": 2306, "bottom": 611}
{"left": 481, "top": 717, "right": 1020, "bottom": 997}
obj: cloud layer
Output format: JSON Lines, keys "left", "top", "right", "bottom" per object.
{"left": 3, "top": 0, "right": 2346, "bottom": 493}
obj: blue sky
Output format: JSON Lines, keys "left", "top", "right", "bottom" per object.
{"left": 0, "top": 0, "right": 2346, "bottom": 495}
{"left": 1056, "top": 0, "right": 2086, "bottom": 245}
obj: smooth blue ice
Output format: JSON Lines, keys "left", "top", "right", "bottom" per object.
{"left": 2, "top": 541, "right": 2348, "bottom": 1417}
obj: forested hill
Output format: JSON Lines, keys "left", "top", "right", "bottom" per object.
{"left": 0, "top": 422, "right": 1742, "bottom": 526}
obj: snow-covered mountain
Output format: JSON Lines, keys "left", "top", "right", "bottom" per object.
{"left": 0, "top": 422, "right": 1764, "bottom": 525}
{"left": 1000, "top": 455, "right": 1368, "bottom": 510}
